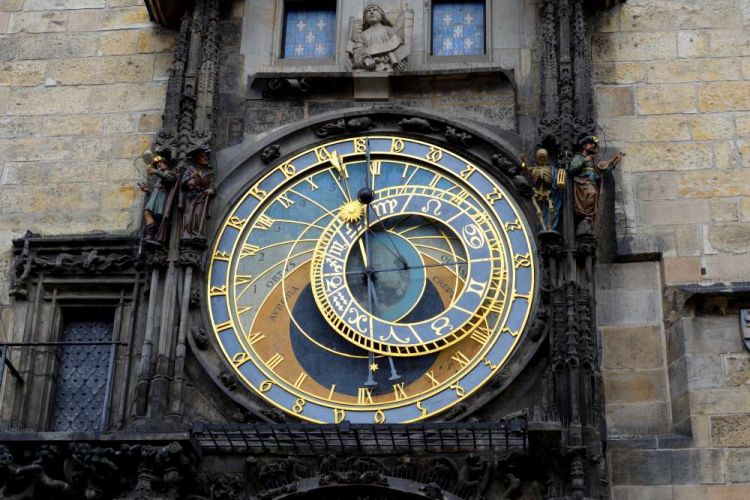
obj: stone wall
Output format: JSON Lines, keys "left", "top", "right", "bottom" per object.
{"left": 593, "top": 1, "right": 750, "bottom": 497}
{"left": 593, "top": 0, "right": 750, "bottom": 285}
{"left": 0, "top": 0, "right": 176, "bottom": 339}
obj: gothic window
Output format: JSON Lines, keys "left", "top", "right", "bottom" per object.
{"left": 47, "top": 309, "right": 115, "bottom": 432}
{"left": 431, "top": 1, "right": 486, "bottom": 57}
{"left": 282, "top": 0, "right": 336, "bottom": 59}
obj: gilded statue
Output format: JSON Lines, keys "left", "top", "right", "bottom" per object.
{"left": 568, "top": 134, "right": 624, "bottom": 234}
{"left": 347, "top": 4, "right": 412, "bottom": 72}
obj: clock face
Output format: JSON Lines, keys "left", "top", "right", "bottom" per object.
{"left": 207, "top": 136, "right": 536, "bottom": 423}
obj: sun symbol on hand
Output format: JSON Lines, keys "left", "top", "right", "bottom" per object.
{"left": 339, "top": 200, "right": 365, "bottom": 224}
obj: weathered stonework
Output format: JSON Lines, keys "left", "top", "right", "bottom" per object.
{"left": 594, "top": 0, "right": 750, "bottom": 283}
{"left": 0, "top": 1, "right": 175, "bottom": 311}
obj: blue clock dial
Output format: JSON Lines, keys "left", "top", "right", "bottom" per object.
{"left": 207, "top": 136, "right": 536, "bottom": 423}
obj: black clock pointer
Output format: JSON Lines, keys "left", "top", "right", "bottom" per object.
{"left": 361, "top": 138, "right": 401, "bottom": 386}
{"left": 345, "top": 260, "right": 467, "bottom": 277}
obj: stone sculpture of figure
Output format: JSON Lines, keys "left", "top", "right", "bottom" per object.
{"left": 140, "top": 153, "right": 177, "bottom": 246}
{"left": 181, "top": 145, "right": 214, "bottom": 242}
{"left": 348, "top": 4, "right": 411, "bottom": 72}
{"left": 529, "top": 148, "right": 564, "bottom": 232}
{"left": 568, "top": 134, "right": 624, "bottom": 234}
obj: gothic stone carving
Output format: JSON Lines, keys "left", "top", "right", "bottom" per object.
{"left": 315, "top": 117, "right": 377, "bottom": 137}
{"left": 347, "top": 4, "right": 413, "bottom": 72}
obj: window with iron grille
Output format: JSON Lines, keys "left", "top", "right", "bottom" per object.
{"left": 282, "top": 0, "right": 337, "bottom": 59}
{"left": 47, "top": 309, "right": 115, "bottom": 432}
{"left": 432, "top": 1, "right": 486, "bottom": 57}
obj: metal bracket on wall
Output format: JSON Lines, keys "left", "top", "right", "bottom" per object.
{"left": 0, "top": 345, "right": 24, "bottom": 386}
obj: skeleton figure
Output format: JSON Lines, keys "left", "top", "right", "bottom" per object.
{"left": 528, "top": 148, "right": 564, "bottom": 232}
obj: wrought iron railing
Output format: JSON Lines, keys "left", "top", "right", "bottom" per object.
{"left": 192, "top": 419, "right": 527, "bottom": 454}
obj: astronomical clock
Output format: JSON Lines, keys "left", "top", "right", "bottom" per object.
{"left": 207, "top": 135, "right": 537, "bottom": 424}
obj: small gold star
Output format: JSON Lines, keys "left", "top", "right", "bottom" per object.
{"left": 339, "top": 200, "right": 364, "bottom": 224}
{"left": 370, "top": 363, "right": 379, "bottom": 372}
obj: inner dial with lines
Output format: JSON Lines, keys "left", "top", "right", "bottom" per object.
{"left": 207, "top": 136, "right": 536, "bottom": 424}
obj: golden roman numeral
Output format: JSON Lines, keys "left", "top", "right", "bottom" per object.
{"left": 426, "top": 371, "right": 440, "bottom": 388}
{"left": 277, "top": 193, "right": 294, "bottom": 209}
{"left": 255, "top": 214, "right": 274, "bottom": 230}
{"left": 369, "top": 160, "right": 381, "bottom": 176}
{"left": 237, "top": 305, "right": 253, "bottom": 316}
{"left": 358, "top": 387, "right": 374, "bottom": 404}
{"left": 392, "top": 383, "right": 408, "bottom": 401}
{"left": 240, "top": 244, "right": 260, "bottom": 258}
{"left": 470, "top": 327, "right": 491, "bottom": 345}
{"left": 235, "top": 274, "right": 254, "bottom": 286}
{"left": 305, "top": 176, "right": 319, "bottom": 191}
{"left": 293, "top": 372, "right": 308, "bottom": 388}
{"left": 451, "top": 351, "right": 471, "bottom": 369}
{"left": 328, "top": 384, "right": 337, "bottom": 400}
{"left": 428, "top": 174, "right": 442, "bottom": 188}
{"left": 247, "top": 332, "right": 265, "bottom": 345}
{"left": 266, "top": 353, "right": 284, "bottom": 370}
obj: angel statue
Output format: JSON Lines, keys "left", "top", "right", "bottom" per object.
{"left": 347, "top": 4, "right": 413, "bottom": 72}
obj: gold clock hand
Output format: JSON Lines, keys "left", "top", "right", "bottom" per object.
{"left": 330, "top": 151, "right": 353, "bottom": 202}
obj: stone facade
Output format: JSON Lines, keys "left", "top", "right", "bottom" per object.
{"left": 0, "top": 0, "right": 176, "bottom": 330}
{"left": 1, "top": 0, "right": 749, "bottom": 498}
{"left": 593, "top": 1, "right": 750, "bottom": 497}
{"left": 593, "top": 0, "right": 750, "bottom": 283}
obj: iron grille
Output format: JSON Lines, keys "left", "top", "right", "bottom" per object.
{"left": 192, "top": 419, "right": 527, "bottom": 454}
{"left": 47, "top": 318, "right": 114, "bottom": 432}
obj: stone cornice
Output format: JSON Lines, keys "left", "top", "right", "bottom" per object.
{"left": 144, "top": 0, "right": 190, "bottom": 27}
{"left": 144, "top": 0, "right": 623, "bottom": 28}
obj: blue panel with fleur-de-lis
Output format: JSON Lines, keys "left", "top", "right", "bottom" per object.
{"left": 432, "top": 2, "right": 485, "bottom": 56}
{"left": 283, "top": 8, "right": 336, "bottom": 59}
